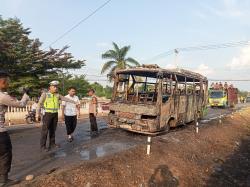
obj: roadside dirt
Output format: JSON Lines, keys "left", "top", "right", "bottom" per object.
{"left": 17, "top": 108, "right": 250, "bottom": 187}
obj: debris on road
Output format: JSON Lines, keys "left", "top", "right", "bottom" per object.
{"left": 25, "top": 175, "right": 34, "bottom": 181}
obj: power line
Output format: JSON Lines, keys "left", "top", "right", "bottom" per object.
{"left": 142, "top": 50, "right": 173, "bottom": 63}
{"left": 208, "top": 79, "right": 250, "bottom": 82}
{"left": 45, "top": 0, "right": 112, "bottom": 49}
{"left": 143, "top": 40, "right": 250, "bottom": 62}
{"left": 179, "top": 40, "right": 250, "bottom": 51}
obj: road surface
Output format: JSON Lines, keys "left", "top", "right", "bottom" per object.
{"left": 8, "top": 103, "right": 250, "bottom": 181}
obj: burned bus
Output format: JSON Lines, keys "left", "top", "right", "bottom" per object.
{"left": 108, "top": 65, "right": 208, "bottom": 134}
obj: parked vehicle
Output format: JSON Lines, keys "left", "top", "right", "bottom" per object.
{"left": 246, "top": 96, "right": 250, "bottom": 103}
{"left": 108, "top": 65, "right": 208, "bottom": 134}
{"left": 209, "top": 87, "right": 238, "bottom": 108}
{"left": 25, "top": 111, "right": 36, "bottom": 124}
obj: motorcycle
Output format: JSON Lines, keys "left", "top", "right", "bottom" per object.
{"left": 25, "top": 111, "right": 36, "bottom": 124}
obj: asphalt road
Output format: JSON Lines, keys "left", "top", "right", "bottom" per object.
{"left": 9, "top": 117, "right": 145, "bottom": 181}
{"left": 8, "top": 103, "right": 250, "bottom": 182}
{"left": 205, "top": 103, "right": 250, "bottom": 120}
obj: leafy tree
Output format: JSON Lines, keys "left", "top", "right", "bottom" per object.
{"left": 61, "top": 75, "right": 90, "bottom": 98}
{"left": 104, "top": 86, "right": 113, "bottom": 99}
{"left": 90, "top": 82, "right": 106, "bottom": 97}
{"left": 101, "top": 42, "right": 140, "bottom": 81}
{"left": 238, "top": 90, "right": 248, "bottom": 98}
{"left": 0, "top": 16, "right": 85, "bottom": 96}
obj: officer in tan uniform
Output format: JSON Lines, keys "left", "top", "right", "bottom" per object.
{"left": 88, "top": 88, "right": 98, "bottom": 136}
{"left": 36, "top": 81, "right": 77, "bottom": 151}
{"left": 0, "top": 71, "right": 30, "bottom": 186}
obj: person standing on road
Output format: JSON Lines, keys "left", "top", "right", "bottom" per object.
{"left": 61, "top": 87, "right": 80, "bottom": 142}
{"left": 36, "top": 81, "right": 77, "bottom": 152}
{"left": 88, "top": 89, "right": 98, "bottom": 136}
{"left": 0, "top": 71, "right": 30, "bottom": 186}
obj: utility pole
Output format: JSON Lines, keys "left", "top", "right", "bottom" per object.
{"left": 174, "top": 49, "right": 179, "bottom": 68}
{"left": 62, "top": 68, "right": 65, "bottom": 95}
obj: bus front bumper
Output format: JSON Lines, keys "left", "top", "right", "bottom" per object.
{"left": 108, "top": 114, "right": 158, "bottom": 133}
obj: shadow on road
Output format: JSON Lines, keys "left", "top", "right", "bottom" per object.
{"left": 206, "top": 136, "right": 250, "bottom": 187}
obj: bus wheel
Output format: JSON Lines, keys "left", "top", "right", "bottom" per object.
{"left": 165, "top": 119, "right": 175, "bottom": 132}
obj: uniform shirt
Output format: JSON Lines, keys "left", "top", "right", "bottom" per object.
{"left": 89, "top": 95, "right": 98, "bottom": 114}
{"left": 0, "top": 91, "right": 29, "bottom": 132}
{"left": 62, "top": 95, "right": 80, "bottom": 116}
{"left": 37, "top": 92, "right": 76, "bottom": 114}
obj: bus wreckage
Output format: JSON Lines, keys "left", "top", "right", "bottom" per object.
{"left": 108, "top": 64, "right": 208, "bottom": 135}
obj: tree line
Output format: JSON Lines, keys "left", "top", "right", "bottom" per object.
{"left": 0, "top": 16, "right": 140, "bottom": 99}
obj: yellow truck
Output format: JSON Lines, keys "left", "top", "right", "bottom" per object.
{"left": 209, "top": 88, "right": 238, "bottom": 108}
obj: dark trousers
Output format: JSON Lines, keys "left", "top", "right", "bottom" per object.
{"left": 0, "top": 132, "right": 12, "bottom": 177}
{"left": 65, "top": 115, "right": 77, "bottom": 135}
{"left": 40, "top": 112, "right": 58, "bottom": 148}
{"left": 89, "top": 113, "right": 98, "bottom": 132}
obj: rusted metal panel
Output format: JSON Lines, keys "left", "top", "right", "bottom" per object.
{"left": 118, "top": 112, "right": 136, "bottom": 119}
{"left": 186, "top": 95, "right": 194, "bottom": 122}
{"left": 179, "top": 96, "right": 187, "bottom": 113}
{"left": 160, "top": 100, "right": 171, "bottom": 128}
{"left": 110, "top": 103, "right": 158, "bottom": 116}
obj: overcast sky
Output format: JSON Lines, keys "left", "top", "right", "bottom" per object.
{"left": 1, "top": 0, "right": 250, "bottom": 90}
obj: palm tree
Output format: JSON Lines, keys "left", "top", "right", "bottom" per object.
{"left": 101, "top": 42, "right": 140, "bottom": 80}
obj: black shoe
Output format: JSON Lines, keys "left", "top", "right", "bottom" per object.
{"left": 40, "top": 147, "right": 49, "bottom": 153}
{"left": 90, "top": 131, "right": 99, "bottom": 137}
{"left": 49, "top": 144, "right": 60, "bottom": 150}
{"left": 67, "top": 137, "right": 73, "bottom": 142}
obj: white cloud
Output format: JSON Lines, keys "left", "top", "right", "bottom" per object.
{"left": 201, "top": 0, "right": 247, "bottom": 19}
{"left": 194, "top": 64, "right": 214, "bottom": 76}
{"left": 219, "top": 0, "right": 244, "bottom": 17}
{"left": 165, "top": 64, "right": 176, "bottom": 69}
{"left": 227, "top": 46, "right": 250, "bottom": 70}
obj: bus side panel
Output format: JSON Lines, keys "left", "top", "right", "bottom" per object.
{"left": 186, "top": 95, "right": 194, "bottom": 122}
{"left": 178, "top": 95, "right": 187, "bottom": 123}
{"left": 196, "top": 95, "right": 201, "bottom": 113}
{"left": 160, "top": 99, "right": 172, "bottom": 128}
{"left": 194, "top": 94, "right": 200, "bottom": 117}
{"left": 174, "top": 95, "right": 180, "bottom": 124}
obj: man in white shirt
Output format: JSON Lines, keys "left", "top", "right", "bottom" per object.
{"left": 61, "top": 87, "right": 80, "bottom": 142}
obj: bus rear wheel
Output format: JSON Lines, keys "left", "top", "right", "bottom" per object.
{"left": 165, "top": 119, "right": 175, "bottom": 133}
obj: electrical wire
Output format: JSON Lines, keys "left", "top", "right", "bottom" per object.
{"left": 208, "top": 79, "right": 250, "bottom": 82}
{"left": 44, "top": 0, "right": 112, "bottom": 49}
{"left": 143, "top": 40, "right": 250, "bottom": 62}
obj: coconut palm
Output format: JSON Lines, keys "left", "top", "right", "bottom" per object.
{"left": 101, "top": 42, "right": 140, "bottom": 80}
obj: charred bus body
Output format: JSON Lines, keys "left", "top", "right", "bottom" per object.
{"left": 108, "top": 65, "right": 208, "bottom": 134}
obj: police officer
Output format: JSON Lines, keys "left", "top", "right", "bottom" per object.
{"left": 88, "top": 88, "right": 98, "bottom": 136}
{"left": 0, "top": 71, "right": 30, "bottom": 186}
{"left": 36, "top": 81, "right": 77, "bottom": 151}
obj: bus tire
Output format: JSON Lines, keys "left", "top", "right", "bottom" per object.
{"left": 165, "top": 119, "right": 175, "bottom": 132}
